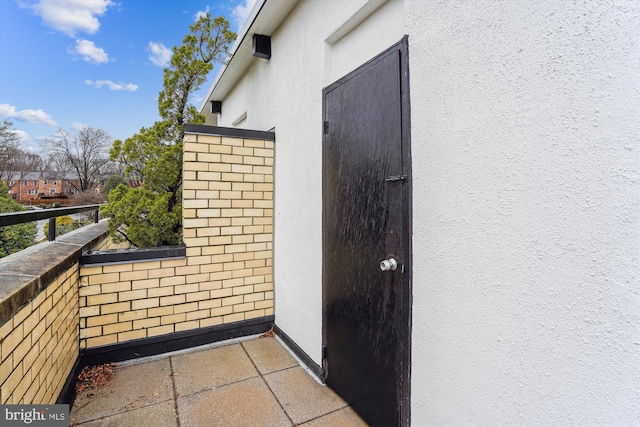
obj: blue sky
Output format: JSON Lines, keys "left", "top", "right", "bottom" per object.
{"left": 0, "top": 0, "right": 256, "bottom": 153}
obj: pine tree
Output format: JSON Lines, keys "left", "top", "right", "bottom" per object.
{"left": 102, "top": 14, "right": 235, "bottom": 247}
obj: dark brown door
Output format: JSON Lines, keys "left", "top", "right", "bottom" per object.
{"left": 322, "top": 38, "right": 411, "bottom": 427}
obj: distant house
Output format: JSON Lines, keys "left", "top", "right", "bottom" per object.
{"left": 1, "top": 172, "right": 98, "bottom": 203}
{"left": 197, "top": 1, "right": 637, "bottom": 426}
{"left": 3, "top": 172, "right": 47, "bottom": 201}
{"left": 39, "top": 177, "right": 65, "bottom": 197}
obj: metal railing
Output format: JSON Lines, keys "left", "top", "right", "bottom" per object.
{"left": 0, "top": 205, "right": 101, "bottom": 241}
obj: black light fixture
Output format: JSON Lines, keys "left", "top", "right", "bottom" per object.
{"left": 210, "top": 101, "right": 222, "bottom": 114}
{"left": 252, "top": 34, "right": 271, "bottom": 59}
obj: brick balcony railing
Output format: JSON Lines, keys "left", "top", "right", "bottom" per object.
{"left": 0, "top": 221, "right": 123, "bottom": 404}
{"left": 0, "top": 125, "right": 276, "bottom": 405}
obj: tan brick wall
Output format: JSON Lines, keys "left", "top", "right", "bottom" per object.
{"left": 0, "top": 267, "right": 79, "bottom": 404}
{"left": 91, "top": 231, "right": 131, "bottom": 251}
{"left": 78, "top": 133, "right": 274, "bottom": 349}
{"left": 94, "top": 238, "right": 130, "bottom": 251}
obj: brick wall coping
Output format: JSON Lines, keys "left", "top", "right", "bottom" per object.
{"left": 0, "top": 220, "right": 109, "bottom": 325}
{"left": 80, "top": 245, "right": 186, "bottom": 266}
{"left": 184, "top": 123, "right": 276, "bottom": 141}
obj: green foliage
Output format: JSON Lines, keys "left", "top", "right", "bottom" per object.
{"left": 101, "top": 184, "right": 182, "bottom": 248}
{"left": 42, "top": 215, "right": 73, "bottom": 237}
{"left": 0, "top": 181, "right": 36, "bottom": 258}
{"left": 158, "top": 16, "right": 235, "bottom": 142}
{"left": 103, "top": 175, "right": 128, "bottom": 194}
{"left": 43, "top": 217, "right": 93, "bottom": 239}
{"left": 103, "top": 14, "right": 235, "bottom": 247}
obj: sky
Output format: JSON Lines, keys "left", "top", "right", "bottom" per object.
{"left": 0, "top": 0, "right": 257, "bottom": 153}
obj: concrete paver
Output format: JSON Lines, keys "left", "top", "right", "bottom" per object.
{"left": 70, "top": 336, "right": 367, "bottom": 426}
{"left": 171, "top": 342, "right": 258, "bottom": 396}
{"left": 241, "top": 337, "right": 298, "bottom": 374}
{"left": 299, "top": 407, "right": 370, "bottom": 427}
{"left": 178, "top": 377, "right": 291, "bottom": 427}
{"left": 264, "top": 366, "right": 348, "bottom": 425}
{"left": 71, "top": 358, "right": 173, "bottom": 425}
{"left": 76, "top": 401, "right": 177, "bottom": 427}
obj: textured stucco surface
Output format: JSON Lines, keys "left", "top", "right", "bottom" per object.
{"left": 407, "top": 1, "right": 639, "bottom": 424}
{"left": 207, "top": 0, "right": 639, "bottom": 424}
{"left": 215, "top": 0, "right": 405, "bottom": 365}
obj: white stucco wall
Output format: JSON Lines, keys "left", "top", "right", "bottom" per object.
{"left": 407, "top": 1, "right": 639, "bottom": 425}
{"left": 209, "top": 0, "right": 639, "bottom": 424}
{"left": 215, "top": 0, "right": 405, "bottom": 365}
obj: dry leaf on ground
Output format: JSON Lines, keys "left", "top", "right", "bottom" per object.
{"left": 260, "top": 327, "right": 275, "bottom": 338}
{"left": 75, "top": 362, "right": 117, "bottom": 393}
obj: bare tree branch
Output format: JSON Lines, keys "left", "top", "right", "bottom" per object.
{"left": 44, "top": 126, "right": 113, "bottom": 192}
{"left": 0, "top": 120, "right": 42, "bottom": 189}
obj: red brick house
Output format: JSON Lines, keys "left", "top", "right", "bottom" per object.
{"left": 4, "top": 172, "right": 43, "bottom": 201}
{"left": 2, "top": 172, "right": 98, "bottom": 203}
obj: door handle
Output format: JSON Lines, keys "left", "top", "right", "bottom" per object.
{"left": 380, "top": 258, "right": 398, "bottom": 272}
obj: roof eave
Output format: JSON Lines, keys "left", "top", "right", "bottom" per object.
{"left": 199, "top": 0, "right": 300, "bottom": 113}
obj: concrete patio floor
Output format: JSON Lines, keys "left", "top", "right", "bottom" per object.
{"left": 70, "top": 336, "right": 368, "bottom": 426}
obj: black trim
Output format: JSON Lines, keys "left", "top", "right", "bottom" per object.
{"left": 79, "top": 315, "right": 274, "bottom": 367}
{"left": 56, "top": 356, "right": 81, "bottom": 405}
{"left": 59, "top": 316, "right": 274, "bottom": 404}
{"left": 399, "top": 34, "right": 413, "bottom": 427}
{"left": 273, "top": 324, "right": 324, "bottom": 381}
{"left": 184, "top": 124, "right": 275, "bottom": 141}
{"left": 0, "top": 204, "right": 101, "bottom": 227}
{"left": 322, "top": 36, "right": 412, "bottom": 427}
{"left": 81, "top": 245, "right": 186, "bottom": 266}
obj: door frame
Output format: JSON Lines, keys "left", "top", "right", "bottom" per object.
{"left": 321, "top": 36, "right": 412, "bottom": 426}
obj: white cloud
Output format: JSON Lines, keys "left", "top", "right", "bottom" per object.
{"left": 232, "top": 0, "right": 257, "bottom": 31}
{"left": 28, "top": 0, "right": 113, "bottom": 37}
{"left": 12, "top": 130, "right": 30, "bottom": 144}
{"left": 148, "top": 42, "right": 172, "bottom": 67}
{"left": 85, "top": 79, "right": 138, "bottom": 91}
{"left": 71, "top": 39, "right": 109, "bottom": 64}
{"left": 71, "top": 122, "right": 88, "bottom": 131}
{"left": 0, "top": 103, "right": 57, "bottom": 126}
{"left": 195, "top": 6, "right": 209, "bottom": 21}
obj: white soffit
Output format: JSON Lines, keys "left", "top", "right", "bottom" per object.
{"left": 200, "top": 0, "right": 300, "bottom": 111}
